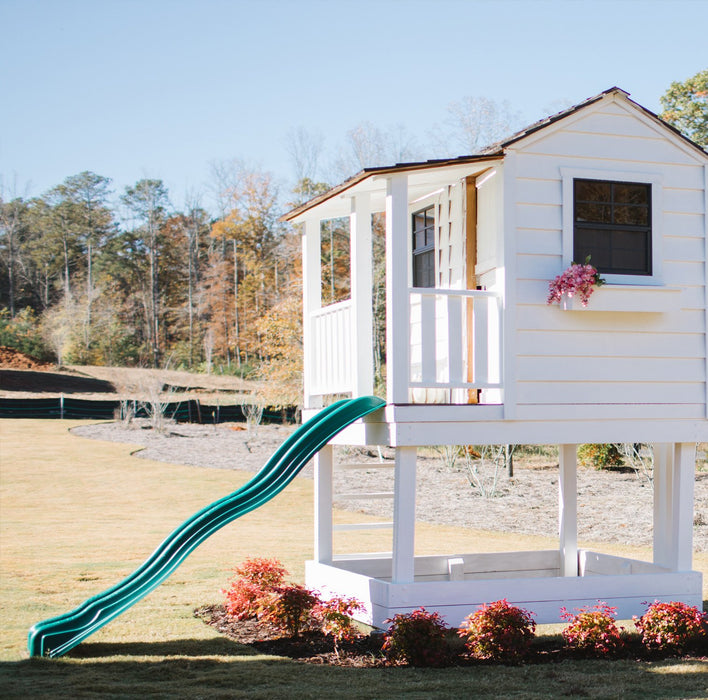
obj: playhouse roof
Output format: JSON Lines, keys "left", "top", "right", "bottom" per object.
{"left": 283, "top": 87, "right": 708, "bottom": 223}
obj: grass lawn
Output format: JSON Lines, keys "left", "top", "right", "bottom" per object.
{"left": 1, "top": 419, "right": 706, "bottom": 699}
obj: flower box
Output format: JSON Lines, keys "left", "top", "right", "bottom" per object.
{"left": 560, "top": 285, "right": 683, "bottom": 313}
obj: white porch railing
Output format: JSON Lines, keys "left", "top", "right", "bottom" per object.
{"left": 307, "top": 289, "right": 503, "bottom": 401}
{"left": 409, "top": 288, "right": 502, "bottom": 392}
{"left": 309, "top": 299, "right": 353, "bottom": 396}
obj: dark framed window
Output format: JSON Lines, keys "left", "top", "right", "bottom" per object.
{"left": 573, "top": 179, "right": 652, "bottom": 276}
{"left": 412, "top": 206, "right": 435, "bottom": 287}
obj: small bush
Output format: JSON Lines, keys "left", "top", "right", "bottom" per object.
{"left": 560, "top": 602, "right": 624, "bottom": 657}
{"left": 459, "top": 599, "right": 536, "bottom": 662}
{"left": 578, "top": 443, "right": 624, "bottom": 470}
{"left": 259, "top": 584, "right": 320, "bottom": 638}
{"left": 222, "top": 557, "right": 287, "bottom": 620}
{"left": 382, "top": 608, "right": 450, "bottom": 667}
{"left": 634, "top": 600, "right": 708, "bottom": 653}
{"left": 314, "top": 595, "right": 364, "bottom": 655}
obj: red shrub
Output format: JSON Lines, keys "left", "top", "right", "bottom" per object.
{"left": 259, "top": 584, "right": 320, "bottom": 637}
{"left": 314, "top": 595, "right": 364, "bottom": 652}
{"left": 382, "top": 608, "right": 450, "bottom": 667}
{"left": 634, "top": 601, "right": 708, "bottom": 654}
{"left": 459, "top": 599, "right": 536, "bottom": 662}
{"left": 560, "top": 603, "right": 624, "bottom": 657}
{"left": 222, "top": 557, "right": 287, "bottom": 620}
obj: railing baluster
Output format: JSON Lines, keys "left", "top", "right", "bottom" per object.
{"left": 448, "top": 295, "right": 463, "bottom": 384}
{"left": 473, "top": 295, "right": 489, "bottom": 386}
{"left": 421, "top": 294, "right": 437, "bottom": 384}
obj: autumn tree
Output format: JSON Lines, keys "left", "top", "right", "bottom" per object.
{"left": 0, "top": 194, "right": 30, "bottom": 316}
{"left": 660, "top": 69, "right": 708, "bottom": 147}
{"left": 121, "top": 179, "right": 170, "bottom": 367}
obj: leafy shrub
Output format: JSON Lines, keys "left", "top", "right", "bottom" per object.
{"left": 0, "top": 308, "right": 53, "bottom": 362}
{"left": 314, "top": 595, "right": 364, "bottom": 655}
{"left": 560, "top": 602, "right": 624, "bottom": 657}
{"left": 382, "top": 608, "right": 450, "bottom": 667}
{"left": 259, "top": 584, "right": 320, "bottom": 637}
{"left": 458, "top": 599, "right": 536, "bottom": 662}
{"left": 634, "top": 600, "right": 708, "bottom": 653}
{"left": 222, "top": 557, "right": 287, "bottom": 620}
{"left": 578, "top": 443, "right": 624, "bottom": 470}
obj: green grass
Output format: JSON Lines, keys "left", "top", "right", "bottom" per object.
{"left": 1, "top": 419, "right": 706, "bottom": 699}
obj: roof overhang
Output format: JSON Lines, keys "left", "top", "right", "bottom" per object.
{"left": 283, "top": 153, "right": 503, "bottom": 223}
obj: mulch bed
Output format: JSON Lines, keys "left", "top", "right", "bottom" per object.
{"left": 194, "top": 605, "right": 385, "bottom": 666}
{"left": 194, "top": 605, "right": 707, "bottom": 667}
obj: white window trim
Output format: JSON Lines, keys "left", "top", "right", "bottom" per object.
{"left": 560, "top": 166, "right": 664, "bottom": 286}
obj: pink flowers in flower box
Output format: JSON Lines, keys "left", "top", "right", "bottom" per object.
{"left": 547, "top": 259, "right": 605, "bottom": 307}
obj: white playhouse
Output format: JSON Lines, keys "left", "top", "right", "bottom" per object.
{"left": 284, "top": 88, "right": 708, "bottom": 627}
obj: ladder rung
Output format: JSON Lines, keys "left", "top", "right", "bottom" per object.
{"left": 337, "top": 462, "right": 395, "bottom": 470}
{"left": 337, "top": 492, "right": 394, "bottom": 501}
{"left": 333, "top": 522, "right": 394, "bottom": 532}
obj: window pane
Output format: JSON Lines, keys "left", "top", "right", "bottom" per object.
{"left": 614, "top": 183, "right": 649, "bottom": 205}
{"left": 413, "top": 250, "right": 435, "bottom": 287}
{"left": 575, "top": 202, "right": 611, "bottom": 223}
{"left": 575, "top": 180, "right": 611, "bottom": 202}
{"left": 611, "top": 230, "right": 650, "bottom": 274}
{"left": 613, "top": 205, "right": 648, "bottom": 226}
{"left": 574, "top": 228, "right": 612, "bottom": 271}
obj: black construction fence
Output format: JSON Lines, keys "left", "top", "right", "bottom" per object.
{"left": 0, "top": 396, "right": 297, "bottom": 424}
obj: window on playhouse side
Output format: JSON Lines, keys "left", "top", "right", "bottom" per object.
{"left": 412, "top": 206, "right": 435, "bottom": 288}
{"left": 573, "top": 179, "right": 651, "bottom": 276}
{"left": 561, "top": 168, "right": 663, "bottom": 285}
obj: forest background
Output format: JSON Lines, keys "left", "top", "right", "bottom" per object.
{"left": 1, "top": 71, "right": 706, "bottom": 409}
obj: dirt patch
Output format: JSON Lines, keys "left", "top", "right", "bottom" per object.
{"left": 0, "top": 346, "right": 53, "bottom": 370}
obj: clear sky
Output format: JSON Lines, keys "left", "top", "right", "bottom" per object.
{"left": 1, "top": 0, "right": 706, "bottom": 212}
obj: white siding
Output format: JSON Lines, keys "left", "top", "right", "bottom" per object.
{"left": 510, "top": 95, "right": 707, "bottom": 423}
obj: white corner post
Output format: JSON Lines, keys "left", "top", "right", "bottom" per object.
{"left": 314, "top": 444, "right": 334, "bottom": 564}
{"left": 350, "top": 193, "right": 374, "bottom": 397}
{"left": 558, "top": 444, "right": 578, "bottom": 577}
{"left": 385, "top": 174, "right": 410, "bottom": 405}
{"left": 302, "top": 218, "right": 322, "bottom": 410}
{"left": 653, "top": 443, "right": 696, "bottom": 571}
{"left": 392, "top": 446, "right": 417, "bottom": 583}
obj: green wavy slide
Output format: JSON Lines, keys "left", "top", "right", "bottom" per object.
{"left": 28, "top": 395, "right": 385, "bottom": 658}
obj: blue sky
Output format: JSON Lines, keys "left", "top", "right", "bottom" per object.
{"left": 1, "top": 0, "right": 706, "bottom": 212}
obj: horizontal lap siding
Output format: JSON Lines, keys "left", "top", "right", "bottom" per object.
{"left": 511, "top": 100, "right": 706, "bottom": 417}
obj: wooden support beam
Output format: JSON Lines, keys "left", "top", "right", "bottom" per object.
{"left": 559, "top": 444, "right": 578, "bottom": 577}
{"left": 392, "top": 446, "right": 417, "bottom": 583}
{"left": 302, "top": 218, "right": 322, "bottom": 409}
{"left": 654, "top": 443, "right": 696, "bottom": 571}
{"left": 386, "top": 174, "right": 410, "bottom": 405}
{"left": 350, "top": 193, "right": 374, "bottom": 397}
{"left": 314, "top": 444, "right": 333, "bottom": 564}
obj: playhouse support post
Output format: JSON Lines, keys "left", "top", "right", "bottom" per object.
{"left": 653, "top": 442, "right": 696, "bottom": 571}
{"left": 392, "top": 446, "right": 417, "bottom": 583}
{"left": 314, "top": 444, "right": 334, "bottom": 564}
{"left": 558, "top": 444, "right": 578, "bottom": 577}
{"left": 302, "top": 217, "right": 323, "bottom": 410}
{"left": 386, "top": 173, "right": 410, "bottom": 405}
{"left": 350, "top": 193, "right": 374, "bottom": 397}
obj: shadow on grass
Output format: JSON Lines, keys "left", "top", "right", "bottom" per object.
{"left": 64, "top": 637, "right": 259, "bottom": 659}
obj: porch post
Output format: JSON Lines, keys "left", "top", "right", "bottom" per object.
{"left": 350, "top": 193, "right": 374, "bottom": 397}
{"left": 392, "top": 446, "right": 417, "bottom": 583}
{"left": 385, "top": 173, "right": 410, "bottom": 405}
{"left": 314, "top": 444, "right": 333, "bottom": 564}
{"left": 302, "top": 218, "right": 322, "bottom": 410}
{"left": 654, "top": 443, "right": 696, "bottom": 570}
{"left": 558, "top": 444, "right": 578, "bottom": 577}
